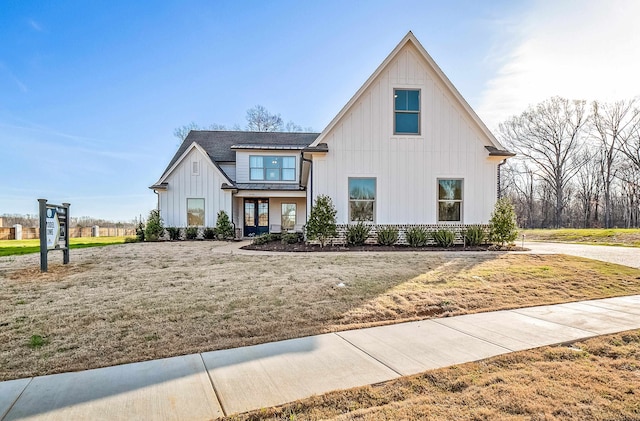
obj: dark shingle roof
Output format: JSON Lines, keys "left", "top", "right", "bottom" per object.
{"left": 161, "top": 131, "right": 320, "bottom": 178}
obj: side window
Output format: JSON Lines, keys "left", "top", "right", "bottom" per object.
{"left": 349, "top": 178, "right": 376, "bottom": 222}
{"left": 437, "top": 179, "right": 463, "bottom": 222}
{"left": 187, "top": 198, "right": 205, "bottom": 226}
{"left": 394, "top": 89, "right": 420, "bottom": 135}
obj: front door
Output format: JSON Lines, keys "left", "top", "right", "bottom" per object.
{"left": 244, "top": 199, "right": 269, "bottom": 237}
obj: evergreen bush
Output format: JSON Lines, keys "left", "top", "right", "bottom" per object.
{"left": 144, "top": 209, "right": 164, "bottom": 241}
{"left": 406, "top": 226, "right": 429, "bottom": 247}
{"left": 281, "top": 232, "right": 302, "bottom": 244}
{"left": 305, "top": 195, "right": 337, "bottom": 247}
{"left": 489, "top": 198, "right": 519, "bottom": 246}
{"left": 377, "top": 226, "right": 399, "bottom": 246}
{"left": 185, "top": 226, "right": 198, "bottom": 240}
{"left": 215, "top": 211, "right": 235, "bottom": 240}
{"left": 166, "top": 227, "right": 181, "bottom": 241}
{"left": 203, "top": 227, "right": 216, "bottom": 240}
{"left": 431, "top": 228, "right": 455, "bottom": 248}
{"left": 463, "top": 225, "right": 486, "bottom": 246}
{"left": 345, "top": 222, "right": 371, "bottom": 246}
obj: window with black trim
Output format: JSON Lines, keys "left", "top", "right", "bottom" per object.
{"left": 394, "top": 89, "right": 420, "bottom": 135}
{"left": 249, "top": 156, "right": 296, "bottom": 181}
{"left": 438, "top": 179, "right": 463, "bottom": 222}
{"left": 349, "top": 178, "right": 376, "bottom": 222}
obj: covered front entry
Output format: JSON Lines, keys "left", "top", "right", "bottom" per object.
{"left": 244, "top": 198, "right": 269, "bottom": 237}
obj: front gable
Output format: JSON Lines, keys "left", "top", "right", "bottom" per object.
{"left": 309, "top": 31, "right": 510, "bottom": 225}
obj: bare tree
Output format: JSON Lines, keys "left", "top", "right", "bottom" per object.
{"left": 499, "top": 97, "right": 588, "bottom": 227}
{"left": 285, "top": 120, "right": 314, "bottom": 132}
{"left": 245, "top": 105, "right": 283, "bottom": 132}
{"left": 173, "top": 122, "right": 226, "bottom": 141}
{"left": 574, "top": 149, "right": 602, "bottom": 227}
{"left": 591, "top": 99, "right": 639, "bottom": 228}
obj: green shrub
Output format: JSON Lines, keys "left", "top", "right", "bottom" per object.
{"left": 489, "top": 198, "right": 519, "bottom": 246}
{"left": 124, "top": 237, "right": 138, "bottom": 243}
{"left": 185, "top": 226, "right": 198, "bottom": 240}
{"left": 431, "top": 228, "right": 455, "bottom": 248}
{"left": 346, "top": 222, "right": 371, "bottom": 246}
{"left": 144, "top": 209, "right": 164, "bottom": 241}
{"left": 406, "top": 226, "right": 429, "bottom": 247}
{"left": 135, "top": 221, "right": 145, "bottom": 242}
{"left": 252, "top": 233, "right": 276, "bottom": 245}
{"left": 203, "top": 227, "right": 216, "bottom": 240}
{"left": 305, "top": 195, "right": 337, "bottom": 247}
{"left": 377, "top": 226, "right": 399, "bottom": 246}
{"left": 281, "top": 232, "right": 302, "bottom": 244}
{"left": 463, "top": 225, "right": 486, "bottom": 246}
{"left": 166, "top": 227, "right": 181, "bottom": 241}
{"left": 215, "top": 211, "right": 235, "bottom": 240}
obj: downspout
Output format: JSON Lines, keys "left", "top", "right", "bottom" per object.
{"left": 301, "top": 155, "right": 313, "bottom": 222}
{"left": 497, "top": 159, "right": 506, "bottom": 199}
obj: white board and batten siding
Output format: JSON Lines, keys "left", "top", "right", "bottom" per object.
{"left": 158, "top": 148, "right": 232, "bottom": 227}
{"left": 312, "top": 42, "right": 499, "bottom": 225}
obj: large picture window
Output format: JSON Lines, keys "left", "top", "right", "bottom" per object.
{"left": 394, "top": 89, "right": 420, "bottom": 134}
{"left": 187, "top": 198, "right": 205, "bottom": 226}
{"left": 349, "top": 178, "right": 376, "bottom": 222}
{"left": 250, "top": 156, "right": 296, "bottom": 181}
{"left": 281, "top": 203, "right": 296, "bottom": 231}
{"left": 438, "top": 179, "right": 463, "bottom": 222}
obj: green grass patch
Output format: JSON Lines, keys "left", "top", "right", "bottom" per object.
{"left": 0, "top": 236, "right": 135, "bottom": 257}
{"left": 521, "top": 228, "right": 640, "bottom": 247}
{"left": 28, "top": 334, "right": 49, "bottom": 349}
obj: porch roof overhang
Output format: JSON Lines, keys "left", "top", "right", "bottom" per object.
{"left": 485, "top": 145, "right": 516, "bottom": 157}
{"left": 302, "top": 143, "right": 328, "bottom": 153}
{"left": 149, "top": 182, "right": 168, "bottom": 191}
{"left": 228, "top": 182, "right": 306, "bottom": 198}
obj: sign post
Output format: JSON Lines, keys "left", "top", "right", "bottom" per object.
{"left": 38, "top": 199, "right": 70, "bottom": 272}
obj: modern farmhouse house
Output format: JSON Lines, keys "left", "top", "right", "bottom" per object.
{"left": 150, "top": 32, "right": 513, "bottom": 239}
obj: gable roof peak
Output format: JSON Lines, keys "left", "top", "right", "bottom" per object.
{"left": 311, "top": 31, "right": 507, "bottom": 151}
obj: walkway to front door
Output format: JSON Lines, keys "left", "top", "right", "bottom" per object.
{"left": 244, "top": 199, "right": 269, "bottom": 237}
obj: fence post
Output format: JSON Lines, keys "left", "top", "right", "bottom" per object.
{"left": 13, "top": 224, "right": 22, "bottom": 240}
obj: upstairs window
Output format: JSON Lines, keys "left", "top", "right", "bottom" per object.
{"left": 394, "top": 89, "right": 420, "bottom": 135}
{"left": 438, "top": 179, "right": 463, "bottom": 222}
{"left": 349, "top": 178, "right": 376, "bottom": 222}
{"left": 250, "top": 156, "right": 296, "bottom": 181}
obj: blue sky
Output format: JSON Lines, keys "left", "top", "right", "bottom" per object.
{"left": 2, "top": 0, "right": 638, "bottom": 221}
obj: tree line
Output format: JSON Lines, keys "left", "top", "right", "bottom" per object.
{"left": 500, "top": 96, "right": 640, "bottom": 228}
{"left": 173, "top": 105, "right": 314, "bottom": 141}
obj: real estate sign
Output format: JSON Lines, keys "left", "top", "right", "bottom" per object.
{"left": 39, "top": 199, "right": 70, "bottom": 272}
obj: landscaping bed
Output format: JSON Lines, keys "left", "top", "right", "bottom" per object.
{"left": 242, "top": 242, "right": 526, "bottom": 252}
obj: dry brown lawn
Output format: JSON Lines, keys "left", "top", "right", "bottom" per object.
{"left": 230, "top": 330, "right": 640, "bottom": 420}
{"left": 1, "top": 241, "right": 640, "bottom": 381}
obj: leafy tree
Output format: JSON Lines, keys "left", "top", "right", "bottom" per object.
{"left": 144, "top": 209, "right": 164, "bottom": 241}
{"left": 489, "top": 198, "right": 518, "bottom": 246}
{"left": 305, "top": 195, "right": 337, "bottom": 247}
{"left": 215, "top": 210, "right": 235, "bottom": 240}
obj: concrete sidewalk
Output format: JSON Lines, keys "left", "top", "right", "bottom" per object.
{"left": 2, "top": 295, "right": 640, "bottom": 420}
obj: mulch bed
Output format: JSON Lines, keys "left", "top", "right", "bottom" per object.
{"left": 242, "top": 242, "right": 527, "bottom": 252}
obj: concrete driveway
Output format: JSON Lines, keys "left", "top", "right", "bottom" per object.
{"left": 524, "top": 241, "right": 639, "bottom": 268}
